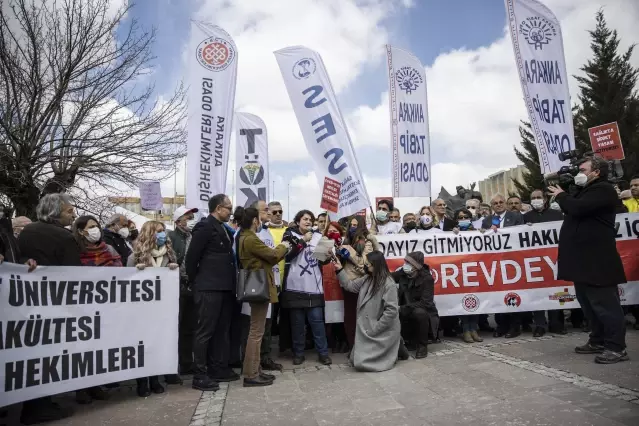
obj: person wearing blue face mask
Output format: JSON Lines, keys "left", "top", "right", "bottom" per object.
{"left": 127, "top": 221, "right": 179, "bottom": 397}
{"left": 373, "top": 199, "right": 403, "bottom": 235}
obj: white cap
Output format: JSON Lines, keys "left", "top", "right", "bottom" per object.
{"left": 173, "top": 206, "right": 199, "bottom": 222}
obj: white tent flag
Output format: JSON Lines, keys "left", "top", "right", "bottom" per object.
{"left": 274, "top": 46, "right": 371, "bottom": 217}
{"left": 386, "top": 45, "right": 431, "bottom": 198}
{"left": 235, "top": 112, "right": 269, "bottom": 208}
{"left": 186, "top": 22, "right": 238, "bottom": 213}
{"left": 505, "top": 0, "right": 574, "bottom": 175}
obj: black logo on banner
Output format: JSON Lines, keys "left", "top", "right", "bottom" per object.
{"left": 519, "top": 17, "right": 557, "bottom": 50}
{"left": 395, "top": 66, "right": 423, "bottom": 94}
{"left": 293, "top": 58, "right": 317, "bottom": 80}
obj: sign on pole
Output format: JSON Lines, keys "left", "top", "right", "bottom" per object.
{"left": 235, "top": 113, "right": 269, "bottom": 207}
{"left": 138, "top": 181, "right": 163, "bottom": 211}
{"left": 588, "top": 122, "right": 625, "bottom": 161}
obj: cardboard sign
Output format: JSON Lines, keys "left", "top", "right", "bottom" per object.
{"left": 588, "top": 122, "right": 624, "bottom": 161}
{"left": 320, "top": 177, "right": 341, "bottom": 213}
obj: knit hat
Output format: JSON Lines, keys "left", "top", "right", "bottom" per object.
{"left": 405, "top": 251, "right": 424, "bottom": 270}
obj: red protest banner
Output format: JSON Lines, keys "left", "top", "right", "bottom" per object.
{"left": 588, "top": 122, "right": 625, "bottom": 161}
{"left": 355, "top": 209, "right": 367, "bottom": 216}
{"left": 320, "top": 177, "right": 341, "bottom": 213}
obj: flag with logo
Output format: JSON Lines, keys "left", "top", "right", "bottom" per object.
{"left": 505, "top": 0, "right": 574, "bottom": 175}
{"left": 186, "top": 22, "right": 238, "bottom": 213}
{"left": 235, "top": 112, "right": 269, "bottom": 208}
{"left": 274, "top": 46, "right": 371, "bottom": 218}
{"left": 386, "top": 45, "right": 431, "bottom": 198}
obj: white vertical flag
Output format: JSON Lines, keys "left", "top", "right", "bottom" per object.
{"left": 505, "top": 0, "right": 574, "bottom": 175}
{"left": 235, "top": 113, "right": 269, "bottom": 207}
{"left": 186, "top": 22, "right": 238, "bottom": 213}
{"left": 274, "top": 46, "right": 371, "bottom": 217}
{"left": 386, "top": 45, "right": 431, "bottom": 198}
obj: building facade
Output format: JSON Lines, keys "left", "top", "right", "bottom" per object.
{"left": 108, "top": 196, "right": 185, "bottom": 222}
{"left": 476, "top": 165, "right": 527, "bottom": 202}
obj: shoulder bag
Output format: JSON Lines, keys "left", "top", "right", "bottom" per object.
{"left": 235, "top": 234, "right": 270, "bottom": 303}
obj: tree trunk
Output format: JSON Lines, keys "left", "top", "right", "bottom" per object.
{"left": 10, "top": 183, "right": 41, "bottom": 220}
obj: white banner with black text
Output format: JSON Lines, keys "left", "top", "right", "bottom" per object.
{"left": 0, "top": 264, "right": 179, "bottom": 407}
{"left": 274, "top": 46, "right": 371, "bottom": 217}
{"left": 386, "top": 45, "right": 431, "bottom": 198}
{"left": 235, "top": 112, "right": 270, "bottom": 208}
{"left": 505, "top": 0, "right": 574, "bottom": 175}
{"left": 186, "top": 22, "right": 238, "bottom": 213}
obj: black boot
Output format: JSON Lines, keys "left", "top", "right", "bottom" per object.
{"left": 243, "top": 376, "right": 273, "bottom": 387}
{"left": 150, "top": 376, "right": 165, "bottom": 394}
{"left": 20, "top": 398, "right": 74, "bottom": 425}
{"left": 136, "top": 378, "right": 151, "bottom": 398}
{"left": 415, "top": 345, "right": 428, "bottom": 359}
{"left": 165, "top": 374, "right": 183, "bottom": 385}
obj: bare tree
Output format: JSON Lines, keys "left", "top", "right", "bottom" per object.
{"left": 0, "top": 0, "right": 186, "bottom": 218}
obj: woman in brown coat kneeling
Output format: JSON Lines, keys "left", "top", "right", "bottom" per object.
{"left": 235, "top": 207, "right": 290, "bottom": 387}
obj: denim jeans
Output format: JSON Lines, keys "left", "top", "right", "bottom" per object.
{"left": 461, "top": 315, "right": 479, "bottom": 332}
{"left": 290, "top": 307, "right": 329, "bottom": 357}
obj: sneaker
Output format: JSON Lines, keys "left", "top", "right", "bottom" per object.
{"left": 575, "top": 342, "right": 604, "bottom": 354}
{"left": 164, "top": 374, "right": 183, "bottom": 385}
{"left": 293, "top": 355, "right": 305, "bottom": 365}
{"left": 243, "top": 376, "right": 273, "bottom": 387}
{"left": 415, "top": 345, "right": 428, "bottom": 359}
{"left": 532, "top": 327, "right": 546, "bottom": 338}
{"left": 595, "top": 349, "right": 629, "bottom": 364}
{"left": 470, "top": 331, "right": 483, "bottom": 342}
{"left": 260, "top": 358, "right": 283, "bottom": 371}
{"left": 20, "top": 399, "right": 74, "bottom": 425}
{"left": 319, "top": 355, "right": 332, "bottom": 365}
{"left": 192, "top": 376, "right": 220, "bottom": 392}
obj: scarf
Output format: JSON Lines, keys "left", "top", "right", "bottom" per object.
{"left": 150, "top": 245, "right": 167, "bottom": 267}
{"left": 80, "top": 242, "right": 122, "bottom": 267}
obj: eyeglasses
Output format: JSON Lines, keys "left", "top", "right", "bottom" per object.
{"left": 272, "top": 210, "right": 283, "bottom": 215}
{"left": 220, "top": 204, "right": 233, "bottom": 211}
{"left": 435, "top": 204, "right": 446, "bottom": 207}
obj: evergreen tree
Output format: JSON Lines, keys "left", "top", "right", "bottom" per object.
{"left": 573, "top": 10, "right": 639, "bottom": 179}
{"left": 512, "top": 122, "right": 545, "bottom": 201}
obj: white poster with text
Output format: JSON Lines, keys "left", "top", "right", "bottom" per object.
{"left": 386, "top": 45, "right": 431, "bottom": 198}
{"left": 274, "top": 46, "right": 371, "bottom": 217}
{"left": 505, "top": 0, "right": 574, "bottom": 175}
{"left": 0, "top": 264, "right": 179, "bottom": 406}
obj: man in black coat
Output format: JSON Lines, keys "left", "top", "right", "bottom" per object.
{"left": 392, "top": 251, "right": 440, "bottom": 359}
{"left": 481, "top": 194, "right": 525, "bottom": 338}
{"left": 523, "top": 189, "right": 566, "bottom": 337}
{"left": 185, "top": 194, "right": 239, "bottom": 391}
{"left": 548, "top": 156, "right": 628, "bottom": 364}
{"left": 432, "top": 199, "right": 458, "bottom": 231}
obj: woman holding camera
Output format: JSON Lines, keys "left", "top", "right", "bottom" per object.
{"left": 280, "top": 210, "right": 331, "bottom": 366}
{"left": 235, "top": 207, "right": 289, "bottom": 387}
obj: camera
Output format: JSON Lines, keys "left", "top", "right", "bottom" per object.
{"left": 282, "top": 233, "right": 301, "bottom": 246}
{"left": 545, "top": 149, "right": 623, "bottom": 190}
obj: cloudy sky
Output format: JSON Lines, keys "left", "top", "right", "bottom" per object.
{"left": 123, "top": 0, "right": 638, "bottom": 220}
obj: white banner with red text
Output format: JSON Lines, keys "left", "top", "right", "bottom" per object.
{"left": 0, "top": 264, "right": 179, "bottom": 407}
{"left": 186, "top": 22, "right": 238, "bottom": 213}
{"left": 323, "top": 214, "right": 639, "bottom": 318}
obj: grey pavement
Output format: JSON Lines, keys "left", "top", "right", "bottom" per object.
{"left": 3, "top": 325, "right": 639, "bottom": 426}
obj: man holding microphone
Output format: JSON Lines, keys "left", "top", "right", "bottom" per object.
{"left": 548, "top": 155, "right": 628, "bottom": 364}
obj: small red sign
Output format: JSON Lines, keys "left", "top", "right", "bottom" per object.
{"left": 355, "top": 209, "right": 367, "bottom": 216}
{"left": 320, "top": 177, "right": 341, "bottom": 213}
{"left": 588, "top": 122, "right": 625, "bottom": 161}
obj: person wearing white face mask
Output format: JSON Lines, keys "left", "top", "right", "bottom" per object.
{"left": 373, "top": 199, "right": 403, "bottom": 235}
{"left": 102, "top": 213, "right": 133, "bottom": 263}
{"left": 167, "top": 206, "right": 199, "bottom": 377}
{"left": 548, "top": 155, "right": 629, "bottom": 364}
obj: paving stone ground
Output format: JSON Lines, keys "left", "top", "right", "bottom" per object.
{"left": 3, "top": 325, "right": 639, "bottom": 426}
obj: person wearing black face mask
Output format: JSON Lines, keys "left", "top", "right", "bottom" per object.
{"left": 402, "top": 213, "right": 418, "bottom": 233}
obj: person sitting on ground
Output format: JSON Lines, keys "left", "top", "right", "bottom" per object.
{"left": 334, "top": 251, "right": 401, "bottom": 372}
{"left": 391, "top": 251, "right": 439, "bottom": 358}
{"left": 127, "top": 220, "right": 179, "bottom": 397}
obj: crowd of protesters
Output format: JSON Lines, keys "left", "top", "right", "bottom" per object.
{"left": 0, "top": 169, "right": 638, "bottom": 424}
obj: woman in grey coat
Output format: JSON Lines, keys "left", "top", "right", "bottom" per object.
{"left": 333, "top": 250, "right": 401, "bottom": 372}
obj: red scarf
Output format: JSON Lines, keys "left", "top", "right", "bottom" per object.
{"left": 80, "top": 242, "right": 122, "bottom": 267}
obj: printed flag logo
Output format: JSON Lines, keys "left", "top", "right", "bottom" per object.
{"left": 196, "top": 36, "right": 236, "bottom": 72}
{"left": 519, "top": 17, "right": 557, "bottom": 50}
{"left": 292, "top": 58, "right": 316, "bottom": 80}
{"left": 462, "top": 294, "right": 480, "bottom": 312}
{"left": 548, "top": 288, "right": 576, "bottom": 305}
{"left": 395, "top": 66, "right": 423, "bottom": 94}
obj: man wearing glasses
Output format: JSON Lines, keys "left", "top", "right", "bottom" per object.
{"left": 481, "top": 194, "right": 524, "bottom": 338}
{"left": 431, "top": 199, "right": 458, "bottom": 231}
{"left": 186, "top": 194, "right": 239, "bottom": 392}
